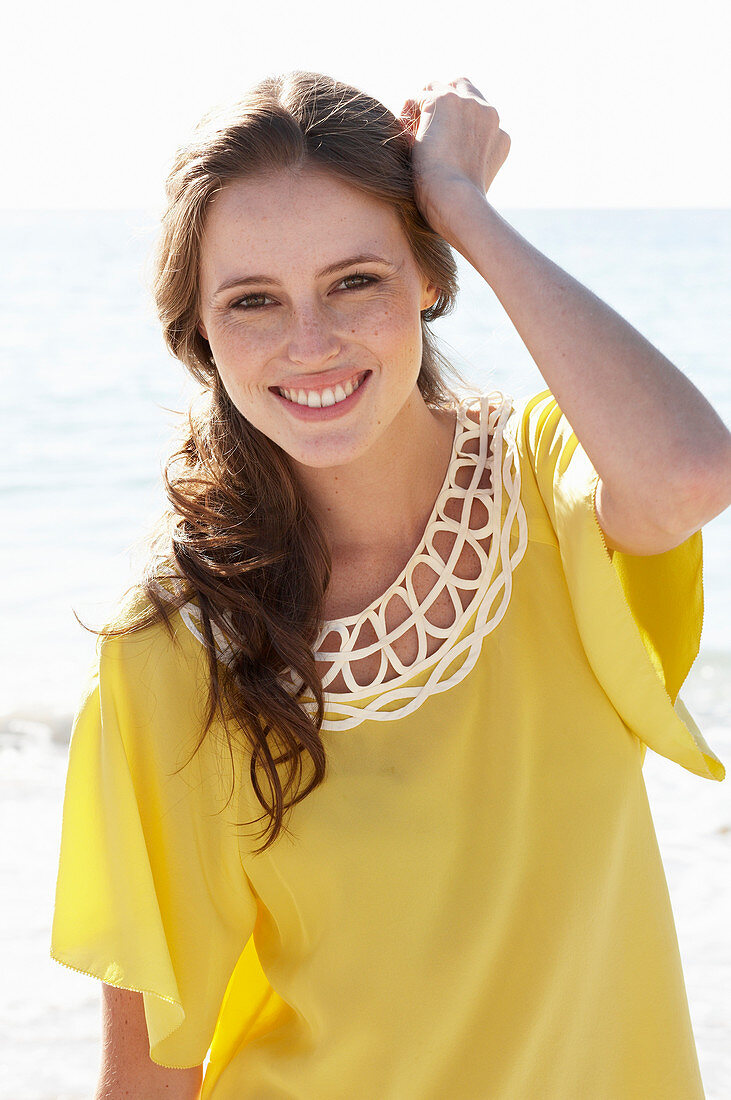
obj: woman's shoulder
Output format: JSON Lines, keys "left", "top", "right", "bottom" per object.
{"left": 461, "top": 385, "right": 581, "bottom": 477}
{"left": 94, "top": 577, "right": 213, "bottom": 705}
{"left": 84, "top": 594, "right": 223, "bottom": 780}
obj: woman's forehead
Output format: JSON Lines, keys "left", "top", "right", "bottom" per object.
{"left": 208, "top": 164, "right": 387, "bottom": 218}
{"left": 200, "top": 168, "right": 409, "bottom": 283}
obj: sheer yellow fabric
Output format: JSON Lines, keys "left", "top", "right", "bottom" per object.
{"left": 50, "top": 626, "right": 257, "bottom": 1068}
{"left": 51, "top": 387, "right": 724, "bottom": 1096}
{"left": 520, "top": 388, "right": 723, "bottom": 780}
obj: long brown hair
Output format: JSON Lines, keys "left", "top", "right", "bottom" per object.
{"left": 97, "top": 70, "right": 465, "bottom": 854}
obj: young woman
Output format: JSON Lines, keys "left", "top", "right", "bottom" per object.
{"left": 51, "top": 71, "right": 729, "bottom": 1099}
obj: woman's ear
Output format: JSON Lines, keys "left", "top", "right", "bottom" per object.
{"left": 421, "top": 283, "right": 441, "bottom": 313}
{"left": 197, "top": 320, "right": 209, "bottom": 341}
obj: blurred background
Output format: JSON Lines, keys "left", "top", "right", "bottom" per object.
{"left": 1, "top": 1, "right": 729, "bottom": 1096}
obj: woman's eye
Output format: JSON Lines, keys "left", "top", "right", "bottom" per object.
{"left": 339, "top": 273, "right": 379, "bottom": 291}
{"left": 231, "top": 293, "right": 270, "bottom": 310}
{"left": 229, "top": 274, "right": 378, "bottom": 312}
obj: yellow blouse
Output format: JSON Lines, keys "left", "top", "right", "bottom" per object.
{"left": 51, "top": 388, "right": 725, "bottom": 1099}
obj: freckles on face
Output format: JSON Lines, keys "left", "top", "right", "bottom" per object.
{"left": 195, "top": 166, "right": 436, "bottom": 467}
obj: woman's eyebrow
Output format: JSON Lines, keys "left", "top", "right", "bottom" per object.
{"left": 212, "top": 253, "right": 396, "bottom": 297}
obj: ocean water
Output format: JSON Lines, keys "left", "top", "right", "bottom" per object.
{"left": 1, "top": 209, "right": 730, "bottom": 1098}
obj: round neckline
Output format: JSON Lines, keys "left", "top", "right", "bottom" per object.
{"left": 318, "top": 401, "right": 466, "bottom": 634}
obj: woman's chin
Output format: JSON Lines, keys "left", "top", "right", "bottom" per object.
{"left": 285, "top": 436, "right": 372, "bottom": 471}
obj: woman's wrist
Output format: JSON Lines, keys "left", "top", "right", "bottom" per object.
{"left": 434, "top": 185, "right": 502, "bottom": 283}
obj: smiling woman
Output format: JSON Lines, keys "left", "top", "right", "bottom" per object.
{"left": 50, "top": 69, "right": 727, "bottom": 1099}
{"left": 195, "top": 166, "right": 446, "bottom": 468}
{"left": 131, "top": 71, "right": 466, "bottom": 820}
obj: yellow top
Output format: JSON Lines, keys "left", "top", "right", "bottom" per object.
{"left": 51, "top": 388, "right": 725, "bottom": 1099}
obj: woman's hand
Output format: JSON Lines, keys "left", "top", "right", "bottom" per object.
{"left": 398, "top": 77, "right": 511, "bottom": 243}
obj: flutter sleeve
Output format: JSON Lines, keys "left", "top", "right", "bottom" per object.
{"left": 512, "top": 387, "right": 725, "bottom": 782}
{"left": 50, "top": 621, "right": 258, "bottom": 1068}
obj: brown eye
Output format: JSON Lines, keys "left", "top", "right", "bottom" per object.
{"left": 339, "top": 273, "right": 379, "bottom": 291}
{"left": 231, "top": 293, "right": 271, "bottom": 310}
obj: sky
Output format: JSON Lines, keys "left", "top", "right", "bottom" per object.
{"left": 3, "top": 0, "right": 730, "bottom": 210}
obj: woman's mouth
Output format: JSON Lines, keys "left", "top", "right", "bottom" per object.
{"left": 270, "top": 370, "right": 371, "bottom": 419}
{"left": 276, "top": 370, "right": 368, "bottom": 408}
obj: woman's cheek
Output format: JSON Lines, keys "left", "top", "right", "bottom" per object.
{"left": 349, "top": 295, "right": 413, "bottom": 346}
{"left": 370, "top": 300, "right": 423, "bottom": 364}
{"left": 215, "top": 365, "right": 258, "bottom": 409}
{"left": 214, "top": 322, "right": 276, "bottom": 371}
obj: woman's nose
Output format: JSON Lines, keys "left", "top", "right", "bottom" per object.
{"left": 286, "top": 305, "right": 341, "bottom": 366}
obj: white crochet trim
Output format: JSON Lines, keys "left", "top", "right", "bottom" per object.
{"left": 154, "top": 391, "right": 528, "bottom": 732}
{"left": 302, "top": 390, "right": 527, "bottom": 728}
{"left": 149, "top": 569, "right": 238, "bottom": 666}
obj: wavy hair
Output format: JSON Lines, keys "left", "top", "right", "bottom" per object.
{"left": 97, "top": 70, "right": 465, "bottom": 854}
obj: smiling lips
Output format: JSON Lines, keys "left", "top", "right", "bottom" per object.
{"left": 276, "top": 370, "right": 368, "bottom": 408}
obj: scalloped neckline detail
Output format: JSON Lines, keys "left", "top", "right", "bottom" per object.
{"left": 299, "top": 390, "right": 529, "bottom": 724}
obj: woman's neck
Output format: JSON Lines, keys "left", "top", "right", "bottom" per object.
{"left": 294, "top": 391, "right": 457, "bottom": 567}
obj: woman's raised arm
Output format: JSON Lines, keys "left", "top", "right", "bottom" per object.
{"left": 401, "top": 77, "right": 731, "bottom": 555}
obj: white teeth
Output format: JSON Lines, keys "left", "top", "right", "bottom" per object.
{"left": 278, "top": 373, "right": 365, "bottom": 407}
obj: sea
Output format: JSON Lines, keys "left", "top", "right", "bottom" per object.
{"left": 1, "top": 209, "right": 729, "bottom": 1098}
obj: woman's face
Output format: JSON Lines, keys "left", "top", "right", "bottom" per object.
{"left": 196, "top": 165, "right": 439, "bottom": 470}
